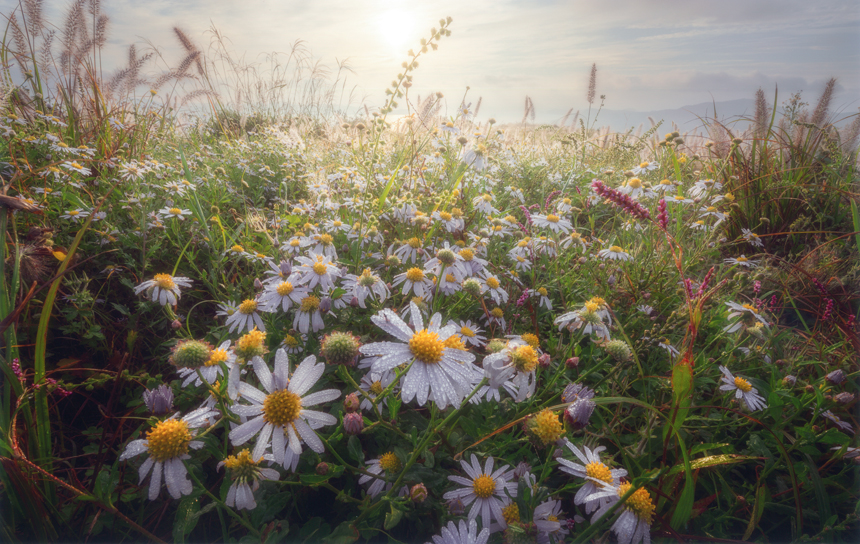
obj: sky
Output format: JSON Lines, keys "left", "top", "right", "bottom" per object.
{"left": 7, "top": 0, "right": 860, "bottom": 123}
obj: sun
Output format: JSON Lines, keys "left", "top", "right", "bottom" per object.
{"left": 377, "top": 9, "right": 416, "bottom": 53}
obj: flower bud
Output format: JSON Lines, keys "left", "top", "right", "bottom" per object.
{"left": 565, "top": 357, "right": 579, "bottom": 369}
{"left": 319, "top": 296, "right": 332, "bottom": 314}
{"left": 564, "top": 399, "right": 595, "bottom": 429}
{"left": 538, "top": 353, "right": 551, "bottom": 369}
{"left": 782, "top": 375, "right": 797, "bottom": 387}
{"left": 343, "top": 412, "right": 364, "bottom": 435}
{"left": 826, "top": 369, "right": 846, "bottom": 385}
{"left": 171, "top": 319, "right": 182, "bottom": 330}
{"left": 410, "top": 483, "right": 428, "bottom": 503}
{"left": 834, "top": 392, "right": 854, "bottom": 404}
{"left": 316, "top": 462, "right": 330, "bottom": 475}
{"left": 320, "top": 332, "right": 361, "bottom": 366}
{"left": 142, "top": 384, "right": 174, "bottom": 416}
{"left": 343, "top": 392, "right": 360, "bottom": 413}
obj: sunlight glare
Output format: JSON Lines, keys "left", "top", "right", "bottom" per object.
{"left": 377, "top": 9, "right": 416, "bottom": 53}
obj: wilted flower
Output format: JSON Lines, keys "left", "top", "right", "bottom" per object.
{"left": 142, "top": 384, "right": 174, "bottom": 415}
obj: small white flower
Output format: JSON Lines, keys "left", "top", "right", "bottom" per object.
{"left": 718, "top": 365, "right": 767, "bottom": 412}
{"left": 442, "top": 455, "right": 517, "bottom": 531}
{"left": 228, "top": 350, "right": 340, "bottom": 468}
{"left": 598, "top": 245, "right": 632, "bottom": 261}
{"left": 426, "top": 519, "right": 489, "bottom": 544}
{"left": 225, "top": 298, "right": 267, "bottom": 333}
{"left": 557, "top": 441, "right": 627, "bottom": 514}
{"left": 134, "top": 273, "right": 192, "bottom": 306}
{"left": 119, "top": 407, "right": 218, "bottom": 500}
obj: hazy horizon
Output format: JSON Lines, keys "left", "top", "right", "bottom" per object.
{"left": 4, "top": 0, "right": 859, "bottom": 124}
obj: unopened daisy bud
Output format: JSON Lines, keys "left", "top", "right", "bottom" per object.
{"left": 457, "top": 136, "right": 468, "bottom": 145}
{"left": 512, "top": 461, "right": 531, "bottom": 481}
{"left": 538, "top": 353, "right": 551, "bottom": 369}
{"left": 605, "top": 339, "right": 632, "bottom": 362}
{"left": 171, "top": 319, "right": 182, "bottom": 330}
{"left": 316, "top": 462, "right": 330, "bottom": 475}
{"left": 565, "top": 357, "right": 579, "bottom": 369}
{"left": 826, "top": 369, "right": 846, "bottom": 385}
{"left": 385, "top": 255, "right": 401, "bottom": 267}
{"left": 436, "top": 248, "right": 456, "bottom": 266}
{"left": 169, "top": 339, "right": 213, "bottom": 368}
{"left": 564, "top": 398, "right": 596, "bottom": 429}
{"left": 782, "top": 375, "right": 797, "bottom": 387}
{"left": 343, "top": 392, "right": 360, "bottom": 413}
{"left": 343, "top": 412, "right": 364, "bottom": 435}
{"left": 254, "top": 278, "right": 263, "bottom": 290}
{"left": 410, "top": 483, "right": 428, "bottom": 503}
{"left": 835, "top": 392, "right": 854, "bottom": 404}
{"left": 447, "top": 496, "right": 465, "bottom": 516}
{"left": 486, "top": 338, "right": 506, "bottom": 354}
{"left": 320, "top": 332, "right": 361, "bottom": 366}
{"left": 462, "top": 278, "right": 482, "bottom": 297}
{"left": 142, "top": 384, "right": 174, "bottom": 416}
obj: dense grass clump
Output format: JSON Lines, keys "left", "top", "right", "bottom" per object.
{"left": 1, "top": 3, "right": 859, "bottom": 543}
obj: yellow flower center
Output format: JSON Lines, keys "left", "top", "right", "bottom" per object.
{"left": 369, "top": 381, "right": 383, "bottom": 395}
{"left": 290, "top": 239, "right": 301, "bottom": 247}
{"left": 236, "top": 329, "right": 266, "bottom": 356}
{"left": 609, "top": 245, "right": 624, "bottom": 253}
{"left": 300, "top": 295, "right": 320, "bottom": 313}
{"left": 407, "top": 237, "right": 421, "bottom": 248}
{"left": 585, "top": 462, "right": 613, "bottom": 484}
{"left": 734, "top": 376, "right": 752, "bottom": 392}
{"left": 472, "top": 474, "right": 496, "bottom": 499}
{"left": 491, "top": 308, "right": 504, "bottom": 318}
{"left": 741, "top": 303, "right": 759, "bottom": 313}
{"left": 276, "top": 282, "right": 294, "bottom": 296}
{"left": 502, "top": 502, "right": 520, "bottom": 524}
{"left": 406, "top": 268, "right": 424, "bottom": 282}
{"left": 231, "top": 244, "right": 245, "bottom": 253}
{"left": 358, "top": 269, "right": 377, "bottom": 287}
{"left": 511, "top": 345, "right": 539, "bottom": 373}
{"left": 537, "top": 288, "right": 548, "bottom": 297}
{"left": 482, "top": 194, "right": 492, "bottom": 202}
{"left": 312, "top": 262, "right": 328, "bottom": 276}
{"left": 458, "top": 249, "right": 474, "bottom": 261}
{"left": 521, "top": 334, "right": 539, "bottom": 349}
{"left": 283, "top": 334, "right": 299, "bottom": 348}
{"left": 379, "top": 452, "right": 401, "bottom": 472}
{"left": 169, "top": 207, "right": 182, "bottom": 215}
{"left": 486, "top": 276, "right": 500, "bottom": 289}
{"left": 71, "top": 161, "right": 83, "bottom": 169}
{"left": 444, "top": 335, "right": 467, "bottom": 351}
{"left": 439, "top": 211, "right": 452, "bottom": 221}
{"left": 153, "top": 273, "right": 176, "bottom": 290}
{"left": 617, "top": 483, "right": 655, "bottom": 523}
{"left": 206, "top": 348, "right": 229, "bottom": 367}
{"left": 531, "top": 409, "right": 563, "bottom": 445}
{"left": 223, "top": 449, "right": 258, "bottom": 478}
{"left": 545, "top": 214, "right": 560, "bottom": 223}
{"left": 737, "top": 256, "right": 748, "bottom": 262}
{"left": 146, "top": 419, "right": 191, "bottom": 463}
{"left": 674, "top": 195, "right": 686, "bottom": 201}
{"left": 319, "top": 234, "right": 333, "bottom": 245}
{"left": 238, "top": 299, "right": 257, "bottom": 314}
{"left": 68, "top": 210, "right": 79, "bottom": 216}
{"left": 660, "top": 179, "right": 672, "bottom": 185}
{"left": 584, "top": 302, "right": 600, "bottom": 314}
{"left": 706, "top": 206, "right": 717, "bottom": 212}
{"left": 262, "top": 389, "right": 302, "bottom": 426}
{"left": 460, "top": 326, "right": 475, "bottom": 338}
{"left": 548, "top": 514, "right": 558, "bottom": 522}
{"left": 409, "top": 329, "right": 445, "bottom": 364}
{"left": 628, "top": 178, "right": 642, "bottom": 188}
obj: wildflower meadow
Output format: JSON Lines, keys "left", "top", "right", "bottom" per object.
{"left": 1, "top": 2, "right": 859, "bottom": 543}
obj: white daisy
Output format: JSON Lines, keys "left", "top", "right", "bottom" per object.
{"left": 557, "top": 441, "right": 628, "bottom": 514}
{"left": 451, "top": 320, "right": 487, "bottom": 348}
{"left": 159, "top": 207, "right": 192, "bottom": 221}
{"left": 359, "top": 452, "right": 401, "bottom": 498}
{"left": 723, "top": 301, "right": 769, "bottom": 333}
{"left": 724, "top": 255, "right": 758, "bottom": 268}
{"left": 176, "top": 340, "right": 236, "bottom": 387}
{"left": 584, "top": 481, "right": 655, "bottom": 544}
{"left": 597, "top": 245, "right": 632, "bottom": 261}
{"left": 442, "top": 454, "right": 517, "bottom": 531}
{"left": 534, "top": 499, "right": 569, "bottom": 544}
{"left": 217, "top": 450, "right": 280, "bottom": 510}
{"left": 119, "top": 406, "right": 219, "bottom": 500}
{"left": 480, "top": 272, "right": 509, "bottom": 305}
{"left": 293, "top": 294, "right": 326, "bottom": 334}
{"left": 718, "top": 365, "right": 767, "bottom": 412}
{"left": 426, "top": 519, "right": 489, "bottom": 544}
{"left": 342, "top": 268, "right": 390, "bottom": 308}
{"left": 358, "top": 303, "right": 481, "bottom": 409}
{"left": 393, "top": 267, "right": 435, "bottom": 299}
{"left": 228, "top": 350, "right": 340, "bottom": 468}
{"left": 134, "top": 274, "right": 193, "bottom": 306}
{"left": 258, "top": 280, "right": 309, "bottom": 313}
{"left": 225, "top": 298, "right": 267, "bottom": 334}
{"left": 295, "top": 252, "right": 341, "bottom": 290}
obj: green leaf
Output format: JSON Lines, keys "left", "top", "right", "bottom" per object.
{"left": 321, "top": 521, "right": 357, "bottom": 544}
{"left": 384, "top": 504, "right": 404, "bottom": 530}
{"left": 172, "top": 492, "right": 202, "bottom": 543}
{"left": 347, "top": 435, "right": 364, "bottom": 463}
{"left": 743, "top": 484, "right": 768, "bottom": 540}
